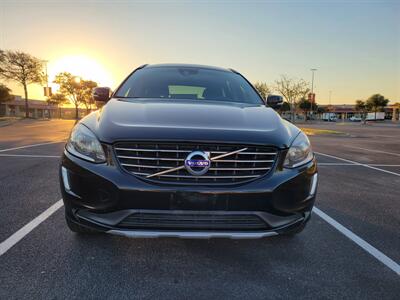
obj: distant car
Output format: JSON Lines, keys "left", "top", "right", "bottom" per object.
{"left": 322, "top": 113, "right": 337, "bottom": 122}
{"left": 60, "top": 64, "right": 318, "bottom": 239}
{"left": 349, "top": 116, "right": 362, "bottom": 122}
{"left": 366, "top": 112, "right": 385, "bottom": 121}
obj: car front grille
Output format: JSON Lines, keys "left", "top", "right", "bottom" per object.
{"left": 117, "top": 212, "right": 269, "bottom": 231}
{"left": 114, "top": 142, "right": 278, "bottom": 185}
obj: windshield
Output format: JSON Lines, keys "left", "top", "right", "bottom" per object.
{"left": 114, "top": 66, "right": 263, "bottom": 104}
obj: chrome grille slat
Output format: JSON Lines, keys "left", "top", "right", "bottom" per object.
{"left": 123, "top": 166, "right": 271, "bottom": 171}
{"left": 117, "top": 155, "right": 184, "bottom": 161}
{"left": 129, "top": 172, "right": 260, "bottom": 179}
{"left": 213, "top": 159, "right": 274, "bottom": 163}
{"left": 115, "top": 148, "right": 192, "bottom": 153}
{"left": 209, "top": 167, "right": 270, "bottom": 171}
{"left": 118, "top": 156, "right": 272, "bottom": 163}
{"left": 121, "top": 163, "right": 172, "bottom": 169}
{"left": 116, "top": 148, "right": 276, "bottom": 156}
{"left": 114, "top": 142, "right": 278, "bottom": 185}
{"left": 234, "top": 152, "right": 276, "bottom": 155}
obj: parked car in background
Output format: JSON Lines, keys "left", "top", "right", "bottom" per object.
{"left": 349, "top": 116, "right": 362, "bottom": 122}
{"left": 322, "top": 113, "right": 337, "bottom": 122}
{"left": 366, "top": 112, "right": 385, "bottom": 121}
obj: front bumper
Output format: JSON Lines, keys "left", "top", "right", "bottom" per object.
{"left": 60, "top": 148, "right": 317, "bottom": 238}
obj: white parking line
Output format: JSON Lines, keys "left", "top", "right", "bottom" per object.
{"left": 318, "top": 163, "right": 400, "bottom": 167}
{"left": 0, "top": 154, "right": 60, "bottom": 158}
{"left": 371, "top": 135, "right": 399, "bottom": 139}
{"left": 315, "top": 152, "right": 400, "bottom": 177}
{"left": 0, "top": 200, "right": 64, "bottom": 256}
{"left": 344, "top": 145, "right": 400, "bottom": 157}
{"left": 313, "top": 207, "right": 400, "bottom": 275}
{"left": 0, "top": 141, "right": 64, "bottom": 153}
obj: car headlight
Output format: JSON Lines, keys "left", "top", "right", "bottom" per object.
{"left": 66, "top": 124, "right": 106, "bottom": 163}
{"left": 283, "top": 132, "right": 314, "bottom": 168}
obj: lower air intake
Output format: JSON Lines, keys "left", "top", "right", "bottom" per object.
{"left": 117, "top": 212, "right": 269, "bottom": 231}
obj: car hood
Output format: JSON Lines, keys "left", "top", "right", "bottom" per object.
{"left": 82, "top": 98, "right": 300, "bottom": 148}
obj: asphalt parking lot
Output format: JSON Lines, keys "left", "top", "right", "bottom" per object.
{"left": 0, "top": 119, "right": 399, "bottom": 299}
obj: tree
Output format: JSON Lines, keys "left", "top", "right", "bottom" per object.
{"left": 393, "top": 103, "right": 400, "bottom": 122}
{"left": 280, "top": 101, "right": 291, "bottom": 112}
{"left": 53, "top": 72, "right": 98, "bottom": 119}
{"left": 0, "top": 50, "right": 45, "bottom": 118}
{"left": 53, "top": 72, "right": 80, "bottom": 119}
{"left": 0, "top": 83, "right": 14, "bottom": 103}
{"left": 47, "top": 93, "right": 68, "bottom": 119}
{"left": 275, "top": 75, "right": 310, "bottom": 122}
{"left": 365, "top": 94, "right": 389, "bottom": 120}
{"left": 77, "top": 80, "right": 98, "bottom": 114}
{"left": 355, "top": 100, "right": 368, "bottom": 123}
{"left": 298, "top": 98, "right": 312, "bottom": 121}
{"left": 253, "top": 82, "right": 271, "bottom": 100}
{"left": 317, "top": 106, "right": 326, "bottom": 114}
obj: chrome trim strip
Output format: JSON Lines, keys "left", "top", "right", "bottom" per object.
{"left": 209, "top": 147, "right": 248, "bottom": 161}
{"left": 310, "top": 173, "right": 318, "bottom": 195}
{"left": 61, "top": 167, "right": 82, "bottom": 199}
{"left": 61, "top": 167, "right": 71, "bottom": 191}
{"left": 107, "top": 229, "right": 278, "bottom": 239}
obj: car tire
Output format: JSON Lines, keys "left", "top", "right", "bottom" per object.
{"left": 65, "top": 215, "right": 97, "bottom": 234}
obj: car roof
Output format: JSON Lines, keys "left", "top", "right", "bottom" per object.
{"left": 143, "top": 63, "right": 236, "bottom": 73}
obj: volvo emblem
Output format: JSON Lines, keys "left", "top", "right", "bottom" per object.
{"left": 184, "top": 151, "right": 211, "bottom": 176}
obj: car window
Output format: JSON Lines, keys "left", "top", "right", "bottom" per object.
{"left": 168, "top": 85, "right": 205, "bottom": 99}
{"left": 115, "top": 67, "right": 263, "bottom": 104}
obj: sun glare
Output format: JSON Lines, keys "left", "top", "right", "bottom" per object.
{"left": 49, "top": 55, "right": 114, "bottom": 89}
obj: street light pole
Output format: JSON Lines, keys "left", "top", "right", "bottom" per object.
{"left": 310, "top": 68, "right": 317, "bottom": 117}
{"left": 329, "top": 90, "right": 332, "bottom": 106}
{"left": 43, "top": 60, "right": 49, "bottom": 88}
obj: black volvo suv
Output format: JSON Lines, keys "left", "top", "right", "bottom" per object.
{"left": 60, "top": 64, "right": 318, "bottom": 238}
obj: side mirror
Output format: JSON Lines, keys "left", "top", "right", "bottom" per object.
{"left": 266, "top": 95, "right": 283, "bottom": 109}
{"left": 92, "top": 87, "right": 111, "bottom": 103}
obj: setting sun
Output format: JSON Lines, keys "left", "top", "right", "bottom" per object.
{"left": 49, "top": 55, "right": 114, "bottom": 89}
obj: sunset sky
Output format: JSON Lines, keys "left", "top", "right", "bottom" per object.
{"left": 0, "top": 0, "right": 399, "bottom": 104}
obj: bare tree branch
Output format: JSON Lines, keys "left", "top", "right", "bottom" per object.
{"left": 275, "top": 75, "right": 310, "bottom": 122}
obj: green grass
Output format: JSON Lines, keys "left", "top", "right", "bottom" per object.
{"left": 0, "top": 117, "right": 16, "bottom": 122}
{"left": 300, "top": 127, "right": 344, "bottom": 136}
